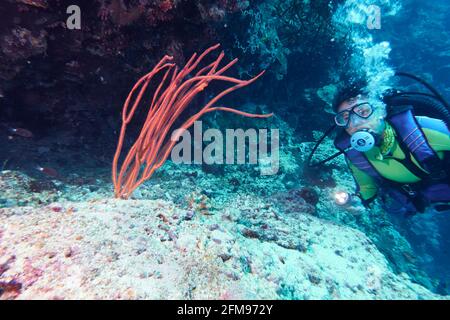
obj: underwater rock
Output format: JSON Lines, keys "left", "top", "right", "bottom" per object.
{"left": 184, "top": 210, "right": 195, "bottom": 221}
{"left": 201, "top": 163, "right": 225, "bottom": 176}
{"left": 270, "top": 188, "right": 317, "bottom": 216}
{"left": 0, "top": 197, "right": 444, "bottom": 299}
{"left": 0, "top": 279, "right": 22, "bottom": 299}
{"left": 1, "top": 27, "right": 47, "bottom": 62}
{"left": 241, "top": 227, "right": 260, "bottom": 239}
{"left": 27, "top": 179, "right": 57, "bottom": 193}
{"left": 303, "top": 165, "right": 337, "bottom": 189}
{"left": 317, "top": 84, "right": 339, "bottom": 114}
{"left": 296, "top": 187, "right": 319, "bottom": 206}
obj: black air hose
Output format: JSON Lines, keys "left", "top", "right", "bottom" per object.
{"left": 384, "top": 94, "right": 450, "bottom": 130}
{"left": 395, "top": 72, "right": 450, "bottom": 110}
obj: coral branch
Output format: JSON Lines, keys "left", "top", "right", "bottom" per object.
{"left": 112, "top": 44, "right": 272, "bottom": 199}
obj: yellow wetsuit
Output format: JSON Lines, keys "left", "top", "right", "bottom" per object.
{"left": 349, "top": 118, "right": 450, "bottom": 202}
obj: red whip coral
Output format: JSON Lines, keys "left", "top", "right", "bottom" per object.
{"left": 112, "top": 44, "right": 272, "bottom": 199}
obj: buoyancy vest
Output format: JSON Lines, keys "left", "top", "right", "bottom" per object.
{"left": 334, "top": 106, "right": 450, "bottom": 213}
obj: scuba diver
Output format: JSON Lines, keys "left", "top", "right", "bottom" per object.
{"left": 308, "top": 73, "right": 450, "bottom": 216}
{"left": 308, "top": 72, "right": 450, "bottom": 294}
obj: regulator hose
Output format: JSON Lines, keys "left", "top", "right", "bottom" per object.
{"left": 384, "top": 93, "right": 450, "bottom": 129}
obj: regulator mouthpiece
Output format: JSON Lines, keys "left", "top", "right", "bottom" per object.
{"left": 350, "top": 130, "right": 376, "bottom": 152}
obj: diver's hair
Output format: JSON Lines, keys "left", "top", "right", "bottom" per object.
{"left": 332, "top": 79, "right": 368, "bottom": 113}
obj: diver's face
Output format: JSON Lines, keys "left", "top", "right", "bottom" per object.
{"left": 337, "top": 96, "right": 385, "bottom": 136}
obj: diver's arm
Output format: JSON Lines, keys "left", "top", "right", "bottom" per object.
{"left": 422, "top": 128, "right": 450, "bottom": 154}
{"left": 421, "top": 120, "right": 450, "bottom": 177}
{"left": 348, "top": 161, "right": 378, "bottom": 206}
{"left": 417, "top": 116, "right": 450, "bottom": 153}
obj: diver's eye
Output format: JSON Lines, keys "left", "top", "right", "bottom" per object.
{"left": 354, "top": 104, "right": 372, "bottom": 118}
{"left": 342, "top": 113, "right": 349, "bottom": 121}
{"left": 335, "top": 112, "right": 349, "bottom": 126}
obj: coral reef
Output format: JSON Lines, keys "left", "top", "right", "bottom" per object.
{"left": 112, "top": 45, "right": 271, "bottom": 199}
{"left": 0, "top": 107, "right": 445, "bottom": 296}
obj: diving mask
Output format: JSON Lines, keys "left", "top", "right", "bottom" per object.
{"left": 335, "top": 102, "right": 374, "bottom": 127}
